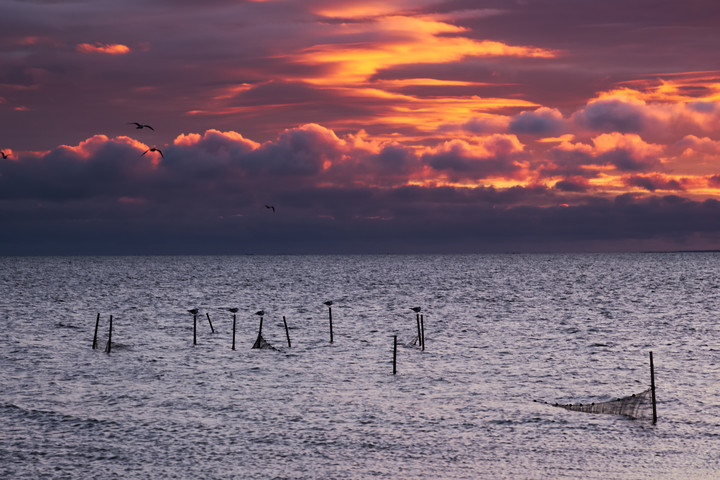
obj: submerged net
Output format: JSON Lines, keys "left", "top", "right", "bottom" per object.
{"left": 252, "top": 334, "right": 277, "bottom": 350}
{"left": 549, "top": 388, "right": 654, "bottom": 420}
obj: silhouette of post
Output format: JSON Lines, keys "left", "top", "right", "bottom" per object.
{"left": 283, "top": 316, "right": 291, "bottom": 348}
{"left": 251, "top": 316, "right": 264, "bottom": 348}
{"left": 105, "top": 315, "right": 113, "bottom": 354}
{"left": 193, "top": 314, "right": 197, "bottom": 345}
{"left": 415, "top": 313, "right": 421, "bottom": 347}
{"left": 393, "top": 335, "right": 397, "bottom": 375}
{"left": 650, "top": 351, "right": 657, "bottom": 424}
{"left": 328, "top": 307, "right": 334, "bottom": 343}
{"left": 92, "top": 313, "right": 100, "bottom": 349}
{"left": 420, "top": 314, "right": 425, "bottom": 351}
{"left": 206, "top": 312, "right": 215, "bottom": 333}
{"left": 232, "top": 313, "right": 236, "bottom": 350}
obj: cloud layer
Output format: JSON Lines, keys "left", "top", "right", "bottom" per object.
{"left": 2, "top": 0, "right": 720, "bottom": 253}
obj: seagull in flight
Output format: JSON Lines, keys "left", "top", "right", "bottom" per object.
{"left": 141, "top": 147, "right": 163, "bottom": 158}
{"left": 0, "top": 151, "right": 9, "bottom": 159}
{"left": 410, "top": 307, "right": 421, "bottom": 313}
{"left": 129, "top": 122, "right": 154, "bottom": 131}
{"left": 188, "top": 308, "right": 199, "bottom": 315}
{"left": 265, "top": 205, "right": 275, "bottom": 213}
{"left": 228, "top": 307, "right": 239, "bottom": 313}
{"left": 324, "top": 301, "right": 333, "bottom": 306}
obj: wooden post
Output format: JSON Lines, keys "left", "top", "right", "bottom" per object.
{"left": 193, "top": 314, "right": 197, "bottom": 345}
{"left": 206, "top": 312, "right": 215, "bottom": 333}
{"left": 328, "top": 307, "right": 334, "bottom": 343}
{"left": 105, "top": 315, "right": 113, "bottom": 354}
{"left": 231, "top": 314, "right": 236, "bottom": 350}
{"left": 415, "top": 313, "right": 421, "bottom": 347}
{"left": 650, "top": 351, "right": 657, "bottom": 424}
{"left": 420, "top": 314, "right": 425, "bottom": 351}
{"left": 92, "top": 313, "right": 100, "bottom": 349}
{"left": 283, "top": 315, "right": 291, "bottom": 348}
{"left": 393, "top": 335, "right": 397, "bottom": 375}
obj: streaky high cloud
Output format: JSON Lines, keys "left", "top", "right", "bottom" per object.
{"left": 76, "top": 42, "right": 130, "bottom": 55}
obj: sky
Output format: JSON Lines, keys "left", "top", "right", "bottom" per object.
{"left": 2, "top": 0, "right": 720, "bottom": 254}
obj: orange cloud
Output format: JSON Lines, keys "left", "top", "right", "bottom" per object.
{"left": 76, "top": 42, "right": 130, "bottom": 55}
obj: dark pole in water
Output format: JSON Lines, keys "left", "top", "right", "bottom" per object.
{"left": 232, "top": 313, "right": 236, "bottom": 350}
{"left": 193, "top": 314, "right": 197, "bottom": 345}
{"left": 393, "top": 335, "right": 397, "bottom": 375}
{"left": 283, "top": 315, "right": 291, "bottom": 348}
{"left": 105, "top": 315, "right": 113, "bottom": 354}
{"left": 420, "top": 314, "right": 425, "bottom": 351}
{"left": 415, "top": 313, "right": 421, "bottom": 347}
{"left": 328, "top": 307, "right": 334, "bottom": 343}
{"left": 92, "top": 313, "right": 100, "bottom": 349}
{"left": 650, "top": 351, "right": 657, "bottom": 424}
{"left": 206, "top": 312, "right": 215, "bottom": 333}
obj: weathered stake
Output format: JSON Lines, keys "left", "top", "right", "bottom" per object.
{"left": 283, "top": 315, "right": 291, "bottom": 348}
{"left": 231, "top": 313, "right": 236, "bottom": 350}
{"left": 193, "top": 314, "right": 197, "bottom": 345}
{"left": 105, "top": 315, "right": 113, "bottom": 354}
{"left": 206, "top": 312, "right": 215, "bottom": 333}
{"left": 328, "top": 307, "right": 334, "bottom": 343}
{"left": 92, "top": 313, "right": 100, "bottom": 349}
{"left": 393, "top": 335, "right": 397, "bottom": 375}
{"left": 415, "top": 313, "right": 421, "bottom": 347}
{"left": 420, "top": 314, "right": 425, "bottom": 351}
{"left": 650, "top": 351, "right": 657, "bottom": 424}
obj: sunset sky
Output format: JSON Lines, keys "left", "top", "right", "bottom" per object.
{"left": 2, "top": 0, "right": 720, "bottom": 254}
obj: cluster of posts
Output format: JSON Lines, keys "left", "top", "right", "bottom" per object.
{"left": 91, "top": 302, "right": 427, "bottom": 374}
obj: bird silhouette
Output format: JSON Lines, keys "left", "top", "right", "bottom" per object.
{"left": 324, "top": 301, "right": 333, "bottom": 306}
{"left": 0, "top": 151, "right": 9, "bottom": 159}
{"left": 255, "top": 310, "right": 264, "bottom": 316}
{"left": 188, "top": 308, "right": 199, "bottom": 315}
{"left": 129, "top": 122, "right": 154, "bottom": 131}
{"left": 410, "top": 307, "right": 421, "bottom": 313}
{"left": 228, "top": 307, "right": 239, "bottom": 313}
{"left": 265, "top": 205, "right": 275, "bottom": 213}
{"left": 141, "top": 147, "right": 163, "bottom": 158}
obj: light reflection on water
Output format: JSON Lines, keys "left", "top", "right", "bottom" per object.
{"left": 1, "top": 253, "right": 719, "bottom": 479}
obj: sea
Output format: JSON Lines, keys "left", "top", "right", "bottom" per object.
{"left": 1, "top": 253, "right": 719, "bottom": 479}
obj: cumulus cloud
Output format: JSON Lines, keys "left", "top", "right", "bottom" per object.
{"left": 509, "top": 107, "right": 566, "bottom": 135}
{"left": 624, "top": 174, "right": 685, "bottom": 192}
{"left": 422, "top": 135, "right": 527, "bottom": 180}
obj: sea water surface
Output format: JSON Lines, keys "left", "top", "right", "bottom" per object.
{"left": 1, "top": 254, "right": 719, "bottom": 479}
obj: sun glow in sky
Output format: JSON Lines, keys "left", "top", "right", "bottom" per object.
{"left": 2, "top": 0, "right": 720, "bottom": 253}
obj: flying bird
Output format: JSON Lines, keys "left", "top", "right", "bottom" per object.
{"left": 128, "top": 122, "right": 154, "bottom": 131}
{"left": 265, "top": 205, "right": 275, "bottom": 213}
{"left": 324, "top": 301, "right": 333, "bottom": 306}
{"left": 188, "top": 308, "right": 199, "bottom": 315}
{"left": 228, "top": 307, "right": 239, "bottom": 313}
{"left": 255, "top": 310, "right": 264, "bottom": 316}
{"left": 0, "top": 151, "right": 9, "bottom": 159}
{"left": 141, "top": 147, "right": 163, "bottom": 158}
{"left": 410, "top": 307, "right": 421, "bottom": 313}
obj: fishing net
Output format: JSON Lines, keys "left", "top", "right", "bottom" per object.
{"left": 252, "top": 334, "right": 277, "bottom": 350}
{"left": 546, "top": 388, "right": 654, "bottom": 420}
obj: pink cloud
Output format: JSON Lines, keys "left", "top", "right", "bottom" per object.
{"left": 76, "top": 43, "right": 130, "bottom": 55}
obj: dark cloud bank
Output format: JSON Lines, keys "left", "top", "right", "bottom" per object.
{"left": 2, "top": 128, "right": 720, "bottom": 255}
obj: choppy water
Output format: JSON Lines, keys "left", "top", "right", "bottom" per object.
{"left": 1, "top": 254, "right": 719, "bottom": 479}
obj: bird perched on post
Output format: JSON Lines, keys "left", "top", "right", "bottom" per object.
{"left": 228, "top": 307, "right": 239, "bottom": 313}
{"left": 255, "top": 310, "right": 264, "bottom": 316}
{"left": 410, "top": 307, "right": 421, "bottom": 313}
{"left": 128, "top": 122, "right": 154, "bottom": 131}
{"left": 324, "top": 301, "right": 333, "bottom": 307}
{"left": 188, "top": 308, "right": 199, "bottom": 315}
